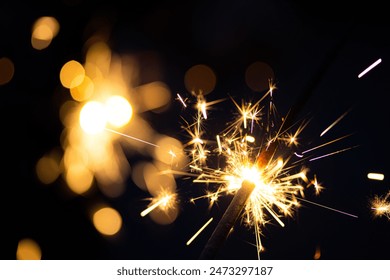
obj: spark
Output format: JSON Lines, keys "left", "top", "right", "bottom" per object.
{"left": 140, "top": 193, "right": 176, "bottom": 217}
{"left": 309, "top": 145, "right": 359, "bottom": 161}
{"left": 371, "top": 191, "right": 390, "bottom": 219}
{"left": 104, "top": 127, "right": 160, "bottom": 148}
{"left": 177, "top": 85, "right": 327, "bottom": 256}
{"left": 298, "top": 197, "right": 358, "bottom": 218}
{"left": 358, "top": 58, "right": 382, "bottom": 78}
{"left": 367, "top": 173, "right": 384, "bottom": 181}
{"left": 176, "top": 93, "right": 187, "bottom": 108}
{"left": 320, "top": 108, "right": 352, "bottom": 137}
{"left": 186, "top": 218, "right": 214, "bottom": 245}
{"left": 302, "top": 134, "right": 352, "bottom": 154}
{"left": 175, "top": 81, "right": 356, "bottom": 258}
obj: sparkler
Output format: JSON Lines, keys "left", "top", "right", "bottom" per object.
{"left": 371, "top": 191, "right": 390, "bottom": 219}
{"left": 174, "top": 82, "right": 358, "bottom": 259}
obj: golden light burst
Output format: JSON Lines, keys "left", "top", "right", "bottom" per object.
{"left": 175, "top": 82, "right": 356, "bottom": 258}
{"left": 371, "top": 191, "right": 390, "bottom": 219}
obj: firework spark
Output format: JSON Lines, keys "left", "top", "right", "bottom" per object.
{"left": 371, "top": 191, "right": 390, "bottom": 219}
{"left": 358, "top": 58, "right": 382, "bottom": 78}
{"left": 171, "top": 89, "right": 307, "bottom": 257}
{"left": 173, "top": 80, "right": 358, "bottom": 258}
{"left": 140, "top": 192, "right": 178, "bottom": 217}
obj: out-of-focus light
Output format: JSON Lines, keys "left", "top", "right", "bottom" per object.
{"left": 143, "top": 162, "right": 176, "bottom": 197}
{"left": 367, "top": 173, "right": 384, "bottom": 181}
{"left": 16, "top": 239, "right": 42, "bottom": 260}
{"left": 70, "top": 75, "right": 94, "bottom": 101}
{"left": 105, "top": 95, "right": 133, "bottom": 127}
{"left": 60, "top": 60, "right": 85, "bottom": 89}
{"left": 92, "top": 207, "right": 122, "bottom": 236}
{"left": 136, "top": 81, "right": 171, "bottom": 112}
{"left": 65, "top": 163, "right": 94, "bottom": 194}
{"left": 31, "top": 16, "right": 60, "bottom": 50}
{"left": 36, "top": 155, "right": 61, "bottom": 184}
{"left": 0, "top": 57, "right": 15, "bottom": 85}
{"left": 153, "top": 136, "right": 185, "bottom": 166}
{"left": 184, "top": 64, "right": 216, "bottom": 95}
{"left": 79, "top": 101, "right": 107, "bottom": 134}
{"left": 245, "top": 61, "right": 275, "bottom": 92}
{"left": 314, "top": 245, "right": 321, "bottom": 260}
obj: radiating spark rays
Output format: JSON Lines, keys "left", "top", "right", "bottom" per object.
{"left": 358, "top": 58, "right": 382, "bottom": 78}
{"left": 104, "top": 128, "right": 160, "bottom": 148}
{"left": 175, "top": 81, "right": 356, "bottom": 258}
{"left": 309, "top": 145, "right": 359, "bottom": 161}
{"left": 320, "top": 108, "right": 352, "bottom": 137}
{"left": 371, "top": 191, "right": 390, "bottom": 219}
{"left": 186, "top": 218, "right": 214, "bottom": 245}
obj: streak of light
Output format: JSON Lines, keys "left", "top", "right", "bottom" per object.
{"left": 186, "top": 218, "right": 214, "bottom": 245}
{"left": 104, "top": 128, "right": 160, "bottom": 147}
{"left": 302, "top": 134, "right": 352, "bottom": 154}
{"left": 309, "top": 145, "right": 359, "bottom": 161}
{"left": 140, "top": 194, "right": 174, "bottom": 217}
{"left": 298, "top": 197, "right": 358, "bottom": 218}
{"left": 320, "top": 108, "right": 352, "bottom": 137}
{"left": 367, "top": 173, "right": 384, "bottom": 181}
{"left": 358, "top": 58, "right": 382, "bottom": 78}
{"left": 176, "top": 93, "right": 187, "bottom": 108}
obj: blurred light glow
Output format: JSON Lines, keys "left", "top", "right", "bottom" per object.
{"left": 36, "top": 155, "right": 60, "bottom": 184}
{"left": 65, "top": 163, "right": 94, "bottom": 194}
{"left": 105, "top": 95, "right": 133, "bottom": 127}
{"left": 79, "top": 101, "right": 107, "bottom": 134}
{"left": 143, "top": 162, "right": 176, "bottom": 197}
{"left": 60, "top": 60, "right": 85, "bottom": 89}
{"left": 245, "top": 61, "right": 275, "bottom": 92}
{"left": 314, "top": 246, "right": 321, "bottom": 260}
{"left": 0, "top": 57, "right": 15, "bottom": 85}
{"left": 92, "top": 207, "right": 122, "bottom": 236}
{"left": 16, "top": 239, "right": 42, "bottom": 260}
{"left": 153, "top": 136, "right": 185, "bottom": 167}
{"left": 136, "top": 81, "right": 171, "bottom": 112}
{"left": 70, "top": 75, "right": 94, "bottom": 101}
{"left": 31, "top": 16, "right": 60, "bottom": 50}
{"left": 184, "top": 64, "right": 216, "bottom": 95}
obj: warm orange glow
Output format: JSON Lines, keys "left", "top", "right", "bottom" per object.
{"left": 184, "top": 64, "right": 216, "bottom": 95}
{"left": 16, "top": 239, "right": 42, "bottom": 260}
{"left": 136, "top": 82, "right": 171, "bottom": 112}
{"left": 70, "top": 75, "right": 94, "bottom": 101}
{"left": 245, "top": 61, "right": 274, "bottom": 92}
{"left": 31, "top": 16, "right": 60, "bottom": 50}
{"left": 92, "top": 207, "right": 122, "bottom": 236}
{"left": 65, "top": 163, "right": 94, "bottom": 194}
{"left": 105, "top": 95, "right": 133, "bottom": 127}
{"left": 36, "top": 155, "right": 60, "bottom": 184}
{"left": 153, "top": 136, "right": 186, "bottom": 168}
{"left": 60, "top": 60, "right": 85, "bottom": 89}
{"left": 0, "top": 57, "right": 15, "bottom": 85}
{"left": 314, "top": 246, "right": 321, "bottom": 260}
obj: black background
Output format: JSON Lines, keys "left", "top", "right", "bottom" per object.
{"left": 1, "top": 0, "right": 389, "bottom": 260}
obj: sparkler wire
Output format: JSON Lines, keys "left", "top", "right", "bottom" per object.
{"left": 199, "top": 180, "right": 256, "bottom": 259}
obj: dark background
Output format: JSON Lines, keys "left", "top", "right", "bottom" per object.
{"left": 1, "top": 0, "right": 389, "bottom": 260}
